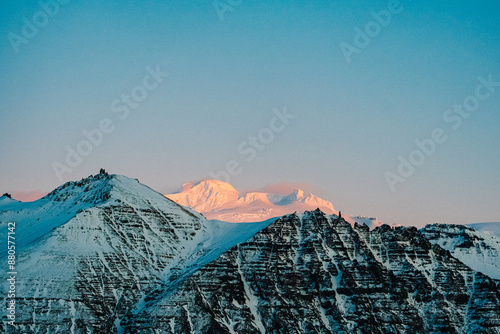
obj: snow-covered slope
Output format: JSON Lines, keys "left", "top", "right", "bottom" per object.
{"left": 0, "top": 171, "right": 273, "bottom": 333}
{"left": 467, "top": 222, "right": 500, "bottom": 238}
{"left": 1, "top": 171, "right": 126, "bottom": 256}
{"left": 421, "top": 224, "right": 500, "bottom": 280}
{"left": 166, "top": 180, "right": 337, "bottom": 222}
{"left": 0, "top": 193, "right": 20, "bottom": 208}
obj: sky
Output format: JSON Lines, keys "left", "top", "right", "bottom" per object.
{"left": 1, "top": 0, "right": 499, "bottom": 227}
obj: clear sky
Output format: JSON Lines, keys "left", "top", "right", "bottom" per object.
{"left": 1, "top": 0, "right": 499, "bottom": 227}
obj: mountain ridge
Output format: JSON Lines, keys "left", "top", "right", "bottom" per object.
{"left": 1, "top": 173, "right": 499, "bottom": 333}
{"left": 165, "top": 179, "right": 388, "bottom": 229}
{"left": 127, "top": 210, "right": 500, "bottom": 333}
{"left": 166, "top": 179, "right": 337, "bottom": 222}
{"left": 466, "top": 222, "right": 500, "bottom": 238}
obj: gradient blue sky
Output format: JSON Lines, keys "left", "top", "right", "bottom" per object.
{"left": 1, "top": 0, "right": 499, "bottom": 227}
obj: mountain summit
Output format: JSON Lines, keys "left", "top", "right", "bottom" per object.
{"left": 0, "top": 172, "right": 271, "bottom": 332}
{"left": 165, "top": 179, "right": 337, "bottom": 222}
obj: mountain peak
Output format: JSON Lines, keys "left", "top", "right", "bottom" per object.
{"left": 182, "top": 179, "right": 237, "bottom": 193}
{"left": 0, "top": 171, "right": 204, "bottom": 254}
{"left": 166, "top": 180, "right": 337, "bottom": 222}
{"left": 0, "top": 193, "right": 19, "bottom": 209}
{"left": 167, "top": 179, "right": 239, "bottom": 213}
{"left": 44, "top": 171, "right": 116, "bottom": 204}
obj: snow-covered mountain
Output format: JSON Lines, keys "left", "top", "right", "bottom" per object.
{"left": 128, "top": 210, "right": 500, "bottom": 333}
{"left": 421, "top": 224, "right": 500, "bottom": 280}
{"left": 166, "top": 179, "right": 338, "bottom": 222}
{"left": 166, "top": 180, "right": 387, "bottom": 229}
{"left": 2, "top": 172, "right": 499, "bottom": 333}
{"left": 0, "top": 171, "right": 272, "bottom": 333}
{"left": 467, "top": 222, "right": 500, "bottom": 238}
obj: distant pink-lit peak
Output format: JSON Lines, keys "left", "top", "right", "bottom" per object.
{"left": 180, "top": 180, "right": 237, "bottom": 193}
{"left": 165, "top": 179, "right": 387, "bottom": 229}
{"left": 165, "top": 179, "right": 337, "bottom": 222}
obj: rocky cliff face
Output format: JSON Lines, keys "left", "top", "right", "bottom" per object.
{"left": 128, "top": 210, "right": 500, "bottom": 334}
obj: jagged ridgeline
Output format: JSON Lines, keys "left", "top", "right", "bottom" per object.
{"left": 128, "top": 211, "right": 500, "bottom": 334}
{"left": 1, "top": 173, "right": 499, "bottom": 333}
